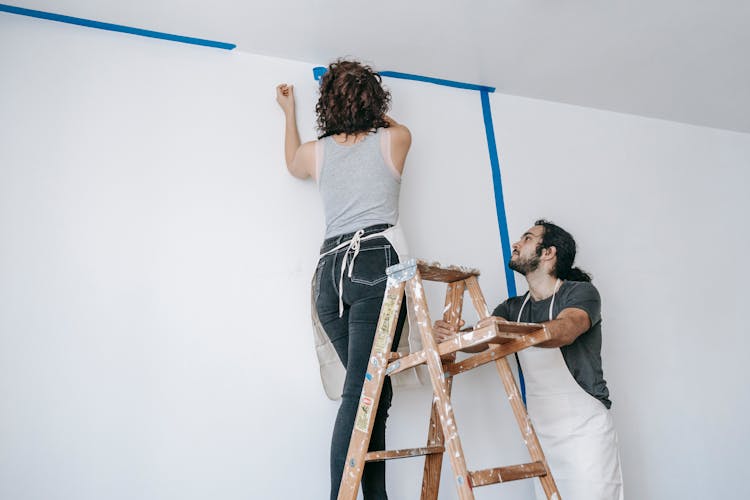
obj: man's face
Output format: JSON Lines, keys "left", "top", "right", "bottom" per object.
{"left": 508, "top": 225, "right": 544, "bottom": 275}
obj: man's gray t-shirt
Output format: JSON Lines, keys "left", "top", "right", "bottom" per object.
{"left": 492, "top": 281, "right": 612, "bottom": 409}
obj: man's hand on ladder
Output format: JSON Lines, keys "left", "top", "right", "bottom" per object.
{"left": 433, "top": 319, "right": 465, "bottom": 343}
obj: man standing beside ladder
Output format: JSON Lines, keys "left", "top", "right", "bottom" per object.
{"left": 436, "top": 219, "right": 624, "bottom": 499}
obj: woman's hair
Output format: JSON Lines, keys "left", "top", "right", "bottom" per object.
{"left": 535, "top": 219, "right": 592, "bottom": 282}
{"left": 315, "top": 59, "right": 391, "bottom": 138}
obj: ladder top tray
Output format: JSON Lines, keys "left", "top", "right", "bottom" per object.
{"left": 386, "top": 258, "right": 481, "bottom": 283}
{"left": 481, "top": 317, "right": 546, "bottom": 336}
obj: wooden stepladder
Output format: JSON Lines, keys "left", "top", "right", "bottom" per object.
{"left": 337, "top": 259, "right": 561, "bottom": 500}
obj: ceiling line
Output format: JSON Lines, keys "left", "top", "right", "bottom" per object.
{"left": 313, "top": 66, "right": 495, "bottom": 93}
{"left": 0, "top": 3, "right": 236, "bottom": 50}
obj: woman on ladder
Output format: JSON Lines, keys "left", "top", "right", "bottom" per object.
{"left": 276, "top": 59, "right": 411, "bottom": 500}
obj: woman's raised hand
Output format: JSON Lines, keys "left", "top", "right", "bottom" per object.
{"left": 275, "top": 83, "right": 295, "bottom": 113}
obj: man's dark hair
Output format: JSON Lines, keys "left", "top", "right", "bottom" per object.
{"left": 535, "top": 219, "right": 592, "bottom": 282}
{"left": 315, "top": 59, "right": 391, "bottom": 139}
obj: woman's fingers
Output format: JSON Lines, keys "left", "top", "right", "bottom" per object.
{"left": 276, "top": 84, "right": 293, "bottom": 96}
{"left": 275, "top": 84, "right": 295, "bottom": 110}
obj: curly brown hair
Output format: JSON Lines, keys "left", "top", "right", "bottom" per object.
{"left": 315, "top": 59, "right": 391, "bottom": 139}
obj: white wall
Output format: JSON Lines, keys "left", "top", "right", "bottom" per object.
{"left": 489, "top": 94, "right": 750, "bottom": 500}
{"left": 2, "top": 12, "right": 749, "bottom": 500}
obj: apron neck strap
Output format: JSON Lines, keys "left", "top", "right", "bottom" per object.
{"left": 517, "top": 279, "right": 562, "bottom": 322}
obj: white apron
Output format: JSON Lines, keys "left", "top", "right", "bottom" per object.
{"left": 517, "top": 281, "right": 624, "bottom": 500}
{"left": 311, "top": 222, "right": 425, "bottom": 400}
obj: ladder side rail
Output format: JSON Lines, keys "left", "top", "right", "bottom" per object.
{"left": 464, "top": 276, "right": 491, "bottom": 319}
{"left": 420, "top": 280, "right": 465, "bottom": 499}
{"left": 493, "top": 357, "right": 560, "bottom": 498}
{"left": 406, "top": 271, "right": 475, "bottom": 500}
{"left": 466, "top": 275, "right": 561, "bottom": 498}
{"left": 336, "top": 280, "right": 406, "bottom": 500}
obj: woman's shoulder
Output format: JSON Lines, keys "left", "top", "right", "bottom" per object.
{"left": 294, "top": 140, "right": 319, "bottom": 179}
{"left": 383, "top": 123, "right": 411, "bottom": 164}
{"left": 381, "top": 116, "right": 410, "bottom": 140}
{"left": 385, "top": 122, "right": 411, "bottom": 142}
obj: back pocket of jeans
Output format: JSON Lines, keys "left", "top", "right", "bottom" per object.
{"left": 350, "top": 245, "right": 392, "bottom": 286}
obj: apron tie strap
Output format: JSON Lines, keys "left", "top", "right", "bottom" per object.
{"left": 337, "top": 229, "right": 365, "bottom": 317}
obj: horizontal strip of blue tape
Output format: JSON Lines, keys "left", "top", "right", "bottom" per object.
{"left": 381, "top": 71, "right": 495, "bottom": 93}
{"left": 0, "top": 4, "right": 236, "bottom": 50}
{"left": 313, "top": 67, "right": 494, "bottom": 93}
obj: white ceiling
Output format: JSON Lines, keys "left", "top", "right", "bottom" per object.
{"left": 6, "top": 0, "right": 750, "bottom": 133}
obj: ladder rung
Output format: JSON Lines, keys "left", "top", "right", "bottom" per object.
{"left": 435, "top": 323, "right": 517, "bottom": 355}
{"left": 385, "top": 321, "right": 548, "bottom": 377}
{"left": 440, "top": 324, "right": 498, "bottom": 354}
{"left": 386, "top": 352, "right": 406, "bottom": 362}
{"left": 416, "top": 260, "right": 480, "bottom": 283}
{"left": 445, "top": 327, "right": 553, "bottom": 376}
{"left": 385, "top": 351, "right": 427, "bottom": 376}
{"left": 469, "top": 461, "right": 547, "bottom": 487}
{"left": 364, "top": 445, "right": 445, "bottom": 462}
{"left": 438, "top": 320, "right": 548, "bottom": 356}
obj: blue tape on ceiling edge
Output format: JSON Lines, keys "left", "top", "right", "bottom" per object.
{"left": 0, "top": 4, "right": 236, "bottom": 50}
{"left": 313, "top": 67, "right": 495, "bottom": 93}
{"left": 380, "top": 71, "right": 495, "bottom": 93}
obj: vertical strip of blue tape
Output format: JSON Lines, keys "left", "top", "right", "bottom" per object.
{"left": 480, "top": 90, "right": 525, "bottom": 402}
{"left": 480, "top": 91, "right": 516, "bottom": 296}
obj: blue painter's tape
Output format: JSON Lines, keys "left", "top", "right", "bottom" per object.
{"left": 480, "top": 90, "right": 526, "bottom": 402}
{"left": 312, "top": 67, "right": 494, "bottom": 93}
{"left": 313, "top": 66, "right": 327, "bottom": 81}
{"left": 0, "top": 4, "right": 236, "bottom": 50}
{"left": 380, "top": 71, "right": 494, "bottom": 93}
{"left": 480, "top": 91, "right": 516, "bottom": 297}
{"left": 517, "top": 353, "right": 526, "bottom": 403}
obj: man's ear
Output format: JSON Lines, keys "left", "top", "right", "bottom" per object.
{"left": 542, "top": 245, "right": 557, "bottom": 261}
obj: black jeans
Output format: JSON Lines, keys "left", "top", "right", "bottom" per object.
{"left": 314, "top": 224, "right": 406, "bottom": 500}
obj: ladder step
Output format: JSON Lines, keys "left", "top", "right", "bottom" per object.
{"left": 416, "top": 260, "right": 480, "bottom": 283}
{"left": 487, "top": 317, "right": 548, "bottom": 339}
{"left": 438, "top": 321, "right": 546, "bottom": 356}
{"left": 445, "top": 326, "right": 553, "bottom": 376}
{"left": 385, "top": 351, "right": 426, "bottom": 376}
{"left": 469, "top": 461, "right": 547, "bottom": 487}
{"left": 364, "top": 445, "right": 445, "bottom": 462}
{"left": 385, "top": 320, "right": 549, "bottom": 377}
{"left": 386, "top": 352, "right": 406, "bottom": 362}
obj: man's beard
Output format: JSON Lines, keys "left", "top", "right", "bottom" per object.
{"left": 508, "top": 254, "right": 540, "bottom": 275}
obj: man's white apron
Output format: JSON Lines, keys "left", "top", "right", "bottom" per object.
{"left": 516, "top": 282, "right": 624, "bottom": 500}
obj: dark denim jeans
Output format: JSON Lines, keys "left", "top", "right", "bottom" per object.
{"left": 314, "top": 224, "right": 406, "bottom": 500}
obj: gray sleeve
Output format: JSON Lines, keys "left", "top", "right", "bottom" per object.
{"left": 559, "top": 282, "right": 601, "bottom": 326}
{"left": 492, "top": 300, "right": 510, "bottom": 319}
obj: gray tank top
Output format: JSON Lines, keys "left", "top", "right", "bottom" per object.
{"left": 318, "top": 129, "right": 401, "bottom": 238}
